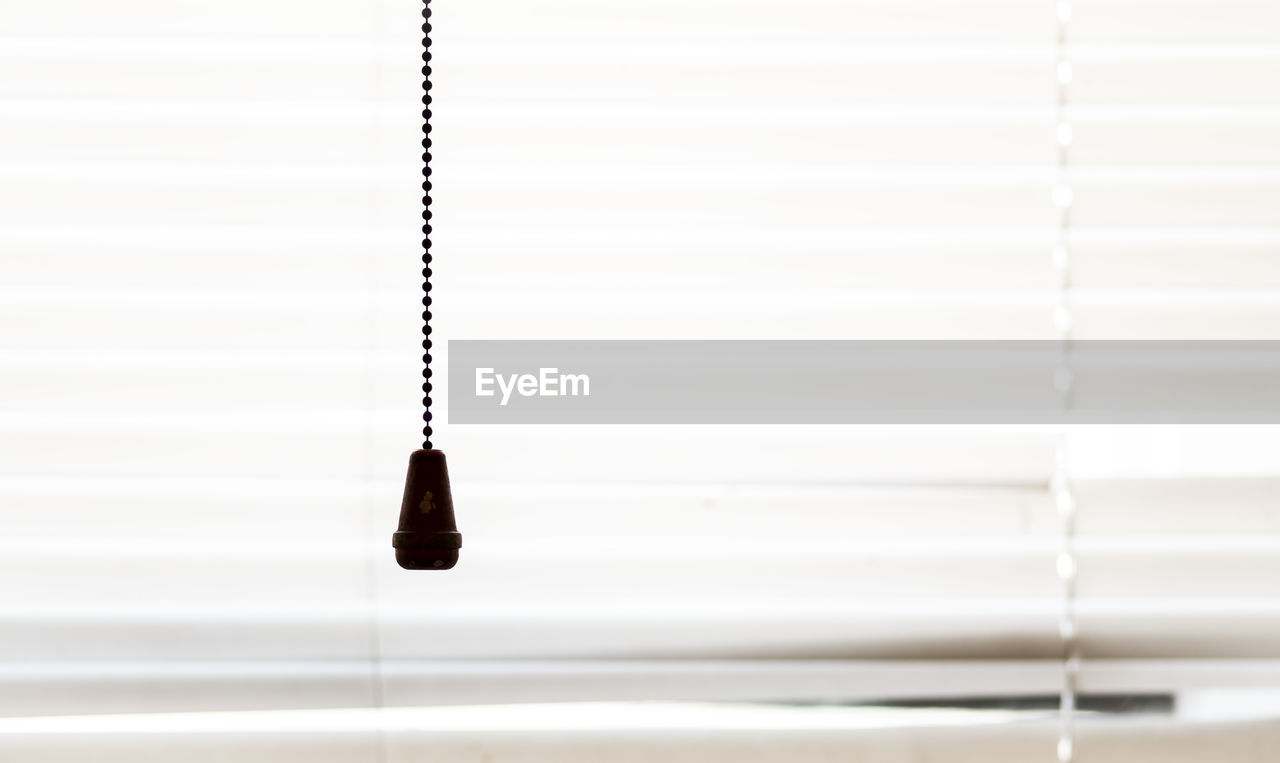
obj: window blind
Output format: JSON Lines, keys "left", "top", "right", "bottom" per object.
{"left": 3, "top": 0, "right": 1280, "bottom": 760}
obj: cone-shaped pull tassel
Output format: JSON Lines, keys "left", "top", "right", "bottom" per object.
{"left": 393, "top": 449, "right": 461, "bottom": 570}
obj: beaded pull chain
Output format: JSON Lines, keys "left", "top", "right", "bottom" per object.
{"left": 392, "top": 0, "right": 461, "bottom": 571}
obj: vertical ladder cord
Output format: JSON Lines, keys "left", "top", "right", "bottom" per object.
{"left": 1052, "top": 1, "right": 1079, "bottom": 760}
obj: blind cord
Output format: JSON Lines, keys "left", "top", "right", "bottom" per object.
{"left": 391, "top": 0, "right": 462, "bottom": 572}
{"left": 421, "top": 0, "right": 434, "bottom": 451}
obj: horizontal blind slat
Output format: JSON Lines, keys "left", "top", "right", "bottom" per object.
{"left": 10, "top": 231, "right": 1280, "bottom": 291}
{"left": 0, "top": 540, "right": 1062, "bottom": 603}
{"left": 0, "top": 108, "right": 419, "bottom": 163}
{"left": 4, "top": 0, "right": 418, "bottom": 40}
{"left": 433, "top": 227, "right": 1280, "bottom": 290}
{"left": 7, "top": 599, "right": 1280, "bottom": 661}
{"left": 4, "top": 290, "right": 1279, "bottom": 351}
{"left": 0, "top": 425, "right": 1059, "bottom": 483}
{"left": 1072, "top": 0, "right": 1280, "bottom": 43}
{"left": 0, "top": 178, "right": 419, "bottom": 227}
{"left": 0, "top": 49, "right": 418, "bottom": 102}
{"left": 4, "top": 243, "right": 419, "bottom": 289}
{"left": 430, "top": 169, "right": 1280, "bottom": 229}
{"left": 8, "top": 540, "right": 1277, "bottom": 602}
{"left": 1, "top": 709, "right": 1274, "bottom": 763}
{"left": 432, "top": 0, "right": 1056, "bottom": 44}
{"left": 432, "top": 110, "right": 1055, "bottom": 167}
{"left": 19, "top": 43, "right": 1279, "bottom": 108}
{"left": 10, "top": 106, "right": 1276, "bottom": 167}
{"left": 2, "top": 659, "right": 1276, "bottom": 718}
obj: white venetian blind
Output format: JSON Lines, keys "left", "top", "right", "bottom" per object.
{"left": 3, "top": 0, "right": 1280, "bottom": 760}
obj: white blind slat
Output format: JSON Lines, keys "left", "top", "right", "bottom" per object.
{"left": 434, "top": 0, "right": 1055, "bottom": 43}
{"left": 5, "top": 659, "right": 1279, "bottom": 719}
{"left": 5, "top": 0, "right": 418, "bottom": 40}
{"left": 0, "top": 105, "right": 419, "bottom": 163}
{"left": 1, "top": 708, "right": 1276, "bottom": 763}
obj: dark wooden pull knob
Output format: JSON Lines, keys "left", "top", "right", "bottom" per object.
{"left": 392, "top": 449, "right": 461, "bottom": 570}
